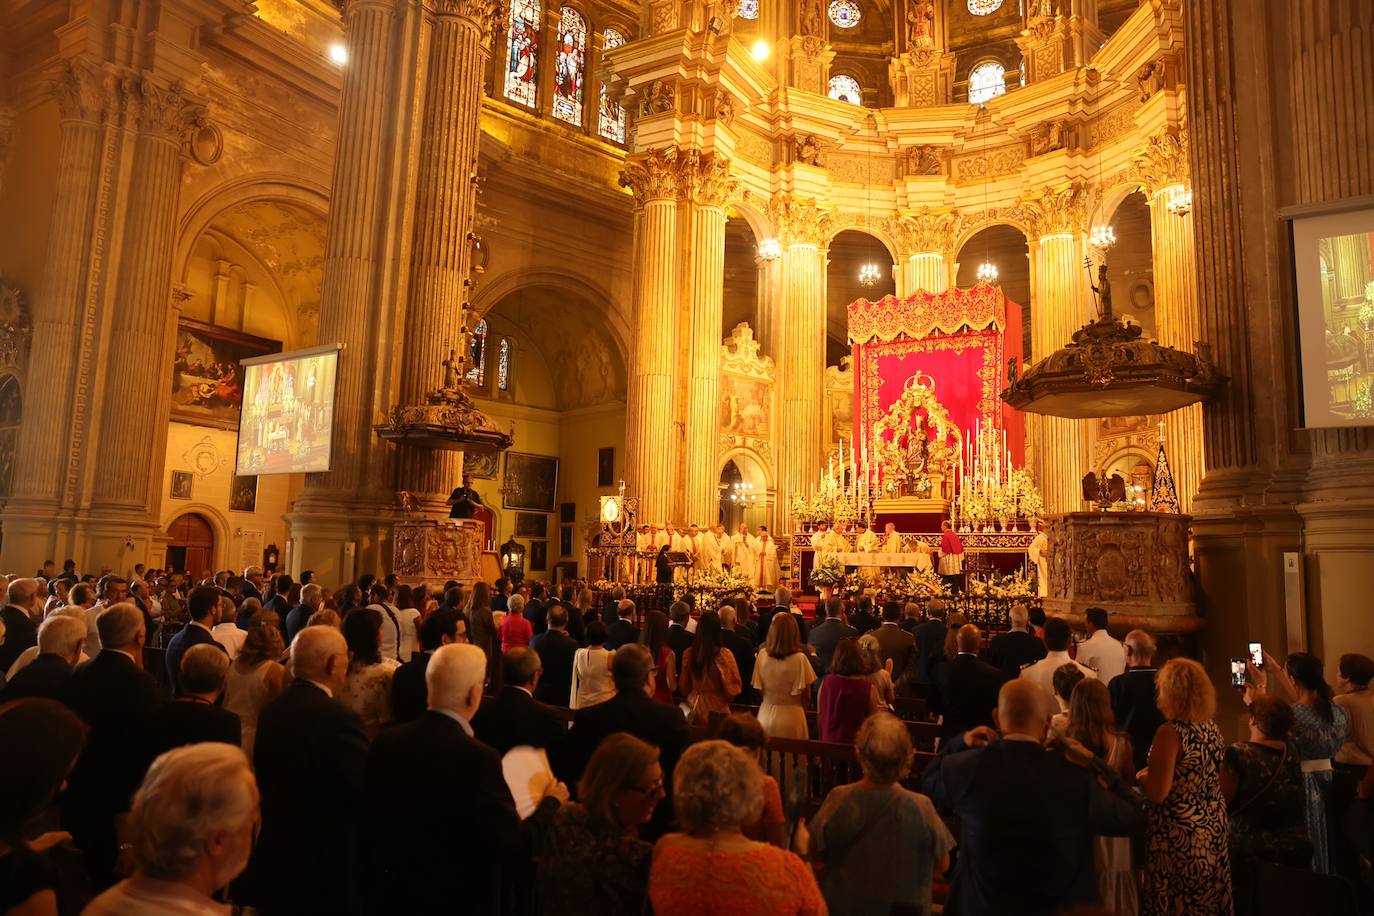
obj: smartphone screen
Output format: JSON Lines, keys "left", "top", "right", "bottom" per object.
{"left": 1231, "top": 658, "right": 1247, "bottom": 688}
{"left": 1249, "top": 642, "right": 1263, "bottom": 668}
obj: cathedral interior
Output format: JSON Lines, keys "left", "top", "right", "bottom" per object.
{"left": 1, "top": 0, "right": 1372, "bottom": 701}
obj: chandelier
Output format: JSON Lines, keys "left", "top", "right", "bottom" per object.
{"left": 727, "top": 481, "right": 757, "bottom": 505}
{"left": 858, "top": 262, "right": 881, "bottom": 287}
{"left": 976, "top": 261, "right": 999, "bottom": 283}
{"left": 1089, "top": 224, "right": 1117, "bottom": 251}
{"left": 757, "top": 237, "right": 782, "bottom": 261}
{"left": 1165, "top": 186, "right": 1193, "bottom": 217}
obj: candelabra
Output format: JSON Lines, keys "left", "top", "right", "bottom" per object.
{"left": 1089, "top": 224, "right": 1117, "bottom": 251}
{"left": 1165, "top": 186, "right": 1193, "bottom": 217}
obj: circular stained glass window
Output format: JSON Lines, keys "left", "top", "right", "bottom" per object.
{"left": 967, "top": 0, "right": 1003, "bottom": 14}
{"left": 828, "top": 75, "right": 862, "bottom": 104}
{"left": 737, "top": 0, "right": 759, "bottom": 19}
{"left": 828, "top": 0, "right": 862, "bottom": 29}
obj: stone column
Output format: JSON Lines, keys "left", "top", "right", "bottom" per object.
{"left": 621, "top": 150, "right": 682, "bottom": 525}
{"left": 895, "top": 209, "right": 957, "bottom": 296}
{"left": 904, "top": 253, "right": 948, "bottom": 295}
{"left": 682, "top": 154, "right": 734, "bottom": 528}
{"left": 1147, "top": 179, "right": 1204, "bottom": 513}
{"left": 1331, "top": 234, "right": 1370, "bottom": 302}
{"left": 393, "top": 0, "right": 499, "bottom": 514}
{"left": 771, "top": 193, "right": 831, "bottom": 532}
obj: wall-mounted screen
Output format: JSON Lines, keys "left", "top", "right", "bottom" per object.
{"left": 235, "top": 344, "right": 341, "bottom": 475}
{"left": 1291, "top": 201, "right": 1374, "bottom": 427}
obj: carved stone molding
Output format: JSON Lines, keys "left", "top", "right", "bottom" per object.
{"left": 49, "top": 59, "right": 107, "bottom": 124}
{"left": 433, "top": 0, "right": 507, "bottom": 45}
{"left": 1018, "top": 182, "right": 1090, "bottom": 239}
{"left": 894, "top": 208, "right": 961, "bottom": 256}
{"left": 721, "top": 322, "right": 775, "bottom": 379}
{"left": 681, "top": 151, "right": 738, "bottom": 208}
{"left": 904, "top": 145, "right": 943, "bottom": 176}
{"left": 1125, "top": 129, "right": 1189, "bottom": 196}
{"left": 1028, "top": 119, "right": 1070, "bottom": 156}
{"left": 790, "top": 134, "right": 827, "bottom": 168}
{"left": 769, "top": 192, "right": 834, "bottom": 247}
{"left": 640, "top": 79, "right": 676, "bottom": 116}
{"left": 620, "top": 147, "right": 738, "bottom": 208}
{"left": 0, "top": 109, "right": 13, "bottom": 194}
{"left": 952, "top": 143, "right": 1027, "bottom": 183}
{"left": 620, "top": 147, "right": 683, "bottom": 204}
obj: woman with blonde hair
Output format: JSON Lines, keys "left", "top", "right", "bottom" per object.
{"left": 752, "top": 612, "right": 817, "bottom": 740}
{"left": 222, "top": 610, "right": 287, "bottom": 760}
{"left": 858, "top": 632, "right": 895, "bottom": 707}
{"left": 1138, "top": 657, "right": 1231, "bottom": 916}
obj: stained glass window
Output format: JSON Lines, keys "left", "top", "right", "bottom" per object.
{"left": 598, "top": 28, "right": 628, "bottom": 143}
{"left": 828, "top": 0, "right": 861, "bottom": 29}
{"left": 828, "top": 74, "right": 862, "bottom": 104}
{"left": 497, "top": 338, "right": 512, "bottom": 391}
{"left": 552, "top": 7, "right": 587, "bottom": 126}
{"left": 967, "top": 0, "right": 1003, "bottom": 14}
{"left": 967, "top": 61, "right": 1006, "bottom": 104}
{"left": 467, "top": 319, "right": 488, "bottom": 386}
{"left": 737, "top": 0, "right": 759, "bottom": 19}
{"left": 504, "top": 0, "right": 541, "bottom": 108}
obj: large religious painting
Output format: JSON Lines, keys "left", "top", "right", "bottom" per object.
{"left": 503, "top": 452, "right": 559, "bottom": 512}
{"left": 171, "top": 319, "right": 279, "bottom": 429}
{"left": 230, "top": 475, "right": 258, "bottom": 513}
{"left": 463, "top": 450, "right": 499, "bottom": 479}
{"left": 720, "top": 374, "right": 770, "bottom": 437}
{"left": 515, "top": 512, "right": 548, "bottom": 538}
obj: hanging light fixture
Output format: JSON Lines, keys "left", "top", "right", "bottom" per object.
{"left": 858, "top": 262, "right": 881, "bottom": 287}
{"left": 976, "top": 261, "right": 999, "bottom": 283}
{"left": 757, "top": 237, "right": 782, "bottom": 261}
{"left": 728, "top": 481, "right": 757, "bottom": 505}
{"left": 1089, "top": 223, "right": 1117, "bottom": 251}
{"left": 1165, "top": 185, "right": 1193, "bottom": 217}
{"left": 975, "top": 105, "right": 998, "bottom": 286}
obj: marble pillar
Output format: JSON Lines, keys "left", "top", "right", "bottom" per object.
{"left": 683, "top": 162, "right": 730, "bottom": 528}
{"left": 778, "top": 239, "right": 826, "bottom": 532}
{"left": 904, "top": 252, "right": 949, "bottom": 295}
{"left": 621, "top": 152, "right": 681, "bottom": 526}
{"left": 1146, "top": 186, "right": 1204, "bottom": 513}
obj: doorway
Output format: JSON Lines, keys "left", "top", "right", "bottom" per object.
{"left": 166, "top": 513, "right": 215, "bottom": 578}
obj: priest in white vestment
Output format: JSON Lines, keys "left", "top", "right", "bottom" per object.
{"left": 667, "top": 523, "right": 693, "bottom": 582}
{"left": 1029, "top": 521, "right": 1049, "bottom": 597}
{"left": 700, "top": 524, "right": 725, "bottom": 573}
{"left": 854, "top": 521, "right": 881, "bottom": 582}
{"left": 812, "top": 522, "right": 837, "bottom": 569}
{"left": 636, "top": 525, "right": 656, "bottom": 583}
{"left": 732, "top": 524, "right": 759, "bottom": 586}
{"left": 688, "top": 524, "right": 708, "bottom": 576}
{"left": 755, "top": 527, "right": 782, "bottom": 589}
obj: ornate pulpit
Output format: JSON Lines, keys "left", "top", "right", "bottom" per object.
{"left": 392, "top": 518, "right": 486, "bottom": 588}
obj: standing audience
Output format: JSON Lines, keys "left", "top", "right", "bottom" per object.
{"left": 391, "top": 608, "right": 464, "bottom": 724}
{"left": 639, "top": 609, "right": 678, "bottom": 705}
{"left": 717, "top": 713, "right": 787, "bottom": 847}
{"left": 472, "top": 646, "right": 565, "bottom": 754}
{"left": 753, "top": 613, "right": 816, "bottom": 740}
{"left": 679, "top": 611, "right": 742, "bottom": 726}
{"left": 0, "top": 578, "right": 44, "bottom": 674}
{"left": 0, "top": 613, "right": 85, "bottom": 703}
{"left": 141, "top": 644, "right": 241, "bottom": 766}
{"left": 531, "top": 605, "right": 578, "bottom": 707}
{"left": 221, "top": 613, "right": 286, "bottom": 762}
{"left": 929, "top": 624, "right": 1004, "bottom": 742}
{"left": 985, "top": 602, "right": 1047, "bottom": 680}
{"left": 818, "top": 637, "right": 881, "bottom": 745}
{"left": 571, "top": 622, "right": 616, "bottom": 709}
{"left": 1109, "top": 629, "right": 1165, "bottom": 771}
{"left": 1075, "top": 606, "right": 1127, "bottom": 683}
{"left": 1020, "top": 616, "right": 1096, "bottom": 717}
{"left": 210, "top": 596, "right": 247, "bottom": 660}
{"left": 336, "top": 606, "right": 399, "bottom": 739}
{"left": 1065, "top": 678, "right": 1137, "bottom": 915}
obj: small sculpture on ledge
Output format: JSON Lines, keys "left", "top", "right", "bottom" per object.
{"left": 374, "top": 350, "right": 514, "bottom": 454}
{"left": 1082, "top": 471, "right": 1126, "bottom": 511}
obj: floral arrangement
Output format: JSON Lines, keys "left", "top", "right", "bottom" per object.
{"left": 809, "top": 556, "right": 847, "bottom": 588}
{"left": 877, "top": 569, "right": 951, "bottom": 603}
{"left": 966, "top": 569, "right": 1035, "bottom": 599}
{"left": 671, "top": 567, "right": 755, "bottom": 612}
{"left": 1356, "top": 380, "right": 1374, "bottom": 419}
{"left": 1009, "top": 468, "right": 1044, "bottom": 518}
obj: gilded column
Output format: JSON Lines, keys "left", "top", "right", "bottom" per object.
{"left": 394, "top": 0, "right": 502, "bottom": 512}
{"left": 682, "top": 154, "right": 735, "bottom": 528}
{"left": 772, "top": 193, "right": 831, "bottom": 532}
{"left": 896, "top": 209, "right": 959, "bottom": 295}
{"left": 1026, "top": 185, "right": 1093, "bottom": 514}
{"left": 905, "top": 254, "right": 948, "bottom": 295}
{"left": 621, "top": 150, "right": 682, "bottom": 525}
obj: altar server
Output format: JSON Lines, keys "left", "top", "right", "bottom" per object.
{"left": 812, "top": 521, "right": 837, "bottom": 568}
{"left": 755, "top": 527, "right": 782, "bottom": 590}
{"left": 732, "top": 523, "right": 759, "bottom": 586}
{"left": 1028, "top": 519, "right": 1049, "bottom": 597}
{"left": 937, "top": 519, "right": 965, "bottom": 591}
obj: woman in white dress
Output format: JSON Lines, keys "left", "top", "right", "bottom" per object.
{"left": 571, "top": 620, "right": 617, "bottom": 708}
{"left": 753, "top": 612, "right": 817, "bottom": 739}
{"left": 222, "top": 609, "right": 287, "bottom": 761}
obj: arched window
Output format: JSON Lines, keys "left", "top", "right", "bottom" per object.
{"left": 967, "top": 61, "right": 1006, "bottom": 104}
{"left": 504, "top": 0, "right": 542, "bottom": 108}
{"left": 737, "top": 0, "right": 759, "bottom": 19}
{"left": 552, "top": 7, "right": 587, "bottom": 126}
{"left": 598, "top": 28, "right": 628, "bottom": 143}
{"left": 828, "top": 74, "right": 863, "bottom": 104}
{"left": 497, "top": 338, "right": 513, "bottom": 391}
{"left": 828, "top": 0, "right": 862, "bottom": 29}
{"left": 967, "top": 0, "right": 1003, "bottom": 14}
{"left": 467, "top": 319, "right": 488, "bottom": 386}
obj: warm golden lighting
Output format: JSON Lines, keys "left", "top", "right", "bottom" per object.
{"left": 750, "top": 39, "right": 770, "bottom": 61}
{"left": 328, "top": 42, "right": 348, "bottom": 65}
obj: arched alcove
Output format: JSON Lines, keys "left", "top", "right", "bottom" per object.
{"left": 718, "top": 449, "right": 770, "bottom": 531}
{"left": 724, "top": 217, "right": 762, "bottom": 339}
{"left": 827, "top": 229, "right": 896, "bottom": 366}
{"left": 166, "top": 512, "right": 216, "bottom": 577}
{"left": 955, "top": 223, "right": 1031, "bottom": 353}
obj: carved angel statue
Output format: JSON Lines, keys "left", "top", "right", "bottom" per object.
{"left": 1034, "top": 0, "right": 1055, "bottom": 19}
{"left": 794, "top": 134, "right": 825, "bottom": 166}
{"left": 906, "top": 0, "right": 934, "bottom": 48}
{"left": 644, "top": 80, "right": 675, "bottom": 115}
{"left": 442, "top": 349, "right": 461, "bottom": 389}
{"left": 907, "top": 145, "right": 941, "bottom": 176}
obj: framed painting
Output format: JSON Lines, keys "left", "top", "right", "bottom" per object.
{"left": 597, "top": 446, "right": 615, "bottom": 487}
{"left": 720, "top": 373, "right": 771, "bottom": 438}
{"left": 230, "top": 475, "right": 258, "bottom": 513}
{"left": 170, "top": 470, "right": 193, "bottom": 500}
{"left": 529, "top": 539, "right": 548, "bottom": 572}
{"left": 559, "top": 502, "right": 576, "bottom": 524}
{"left": 502, "top": 452, "right": 559, "bottom": 513}
{"left": 171, "top": 319, "right": 280, "bottom": 429}
{"left": 463, "top": 450, "right": 499, "bottom": 480}
{"left": 515, "top": 512, "right": 548, "bottom": 538}
{"left": 559, "top": 525, "right": 573, "bottom": 556}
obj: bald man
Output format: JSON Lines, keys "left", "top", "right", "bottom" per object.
{"left": 929, "top": 624, "right": 1006, "bottom": 741}
{"left": 920, "top": 680, "right": 1143, "bottom": 915}
{"left": 250, "top": 626, "right": 369, "bottom": 915}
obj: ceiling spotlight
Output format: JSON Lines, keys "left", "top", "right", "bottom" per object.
{"left": 757, "top": 237, "right": 782, "bottom": 261}
{"left": 328, "top": 43, "right": 348, "bottom": 66}
{"left": 751, "top": 39, "right": 770, "bottom": 61}
{"left": 976, "top": 261, "right": 999, "bottom": 283}
{"left": 1089, "top": 224, "right": 1117, "bottom": 251}
{"left": 858, "top": 263, "right": 881, "bottom": 287}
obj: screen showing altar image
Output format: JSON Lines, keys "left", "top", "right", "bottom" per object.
{"left": 1291, "top": 204, "right": 1374, "bottom": 427}
{"left": 235, "top": 345, "right": 341, "bottom": 475}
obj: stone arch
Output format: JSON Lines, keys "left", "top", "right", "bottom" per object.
{"left": 826, "top": 223, "right": 900, "bottom": 263}
{"left": 174, "top": 174, "right": 330, "bottom": 277}
{"left": 1089, "top": 178, "right": 1151, "bottom": 230}
{"left": 164, "top": 504, "right": 233, "bottom": 572}
{"left": 472, "top": 268, "right": 632, "bottom": 372}
{"left": 726, "top": 199, "right": 772, "bottom": 243}
{"left": 952, "top": 216, "right": 1033, "bottom": 255}
{"left": 719, "top": 445, "right": 774, "bottom": 489}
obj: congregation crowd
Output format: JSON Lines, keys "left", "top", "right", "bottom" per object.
{"left": 1, "top": 559, "right": 1373, "bottom": 915}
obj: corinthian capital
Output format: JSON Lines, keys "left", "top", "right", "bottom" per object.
{"left": 1019, "top": 182, "right": 1090, "bottom": 239}
{"left": 433, "top": 0, "right": 507, "bottom": 45}
{"left": 1126, "top": 129, "right": 1189, "bottom": 197}
{"left": 769, "top": 192, "right": 833, "bottom": 247}
{"left": 119, "top": 76, "right": 206, "bottom": 145}
{"left": 49, "top": 59, "right": 108, "bottom": 124}
{"left": 620, "top": 148, "right": 684, "bottom": 205}
{"left": 893, "top": 208, "right": 961, "bottom": 256}
{"left": 680, "top": 151, "right": 738, "bottom": 208}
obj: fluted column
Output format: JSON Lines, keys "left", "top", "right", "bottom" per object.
{"left": 682, "top": 156, "right": 733, "bottom": 527}
{"left": 394, "top": 1, "right": 496, "bottom": 512}
{"left": 779, "top": 240, "right": 826, "bottom": 531}
{"left": 1148, "top": 184, "right": 1203, "bottom": 512}
{"left": 1332, "top": 234, "right": 1371, "bottom": 301}
{"left": 622, "top": 152, "right": 682, "bottom": 525}
{"left": 905, "top": 253, "right": 949, "bottom": 295}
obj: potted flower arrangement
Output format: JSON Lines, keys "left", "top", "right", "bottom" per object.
{"left": 809, "top": 556, "right": 846, "bottom": 601}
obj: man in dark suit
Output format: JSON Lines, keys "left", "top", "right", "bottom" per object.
{"left": 249, "top": 625, "right": 369, "bottom": 915}
{"left": 807, "top": 597, "right": 858, "bottom": 675}
{"left": 0, "top": 612, "right": 85, "bottom": 703}
{"left": 930, "top": 624, "right": 1006, "bottom": 740}
{"left": 718, "top": 604, "right": 757, "bottom": 703}
{"left": 756, "top": 587, "right": 808, "bottom": 647}
{"left": 1109, "top": 629, "right": 1165, "bottom": 771}
{"left": 263, "top": 573, "right": 293, "bottom": 615}
{"left": 491, "top": 576, "right": 510, "bottom": 614}
{"left": 0, "top": 577, "right": 43, "bottom": 673}
{"left": 472, "top": 647, "right": 566, "bottom": 755}
{"left": 871, "top": 603, "right": 917, "bottom": 686}
{"left": 911, "top": 600, "right": 948, "bottom": 685}
{"left": 986, "top": 602, "right": 1048, "bottom": 681}
{"left": 392, "top": 609, "right": 464, "bottom": 724}
{"left": 920, "top": 679, "right": 1144, "bottom": 915}
{"left": 530, "top": 605, "right": 578, "bottom": 707}
{"left": 604, "top": 599, "right": 639, "bottom": 650}
{"left": 60, "top": 603, "right": 163, "bottom": 889}
{"left": 285, "top": 582, "right": 323, "bottom": 644}
{"left": 364, "top": 643, "right": 568, "bottom": 914}
{"left": 523, "top": 581, "right": 548, "bottom": 635}
{"left": 666, "top": 601, "right": 695, "bottom": 672}
{"left": 164, "top": 586, "right": 227, "bottom": 696}
{"left": 849, "top": 595, "right": 879, "bottom": 635}
{"left": 239, "top": 565, "right": 266, "bottom": 605}
{"left": 142, "top": 643, "right": 241, "bottom": 766}
{"left": 558, "top": 644, "right": 689, "bottom": 825}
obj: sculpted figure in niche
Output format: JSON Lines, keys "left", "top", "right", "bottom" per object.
{"left": 907, "top": 145, "right": 941, "bottom": 176}
{"left": 1029, "top": 119, "right": 1066, "bottom": 156}
{"left": 794, "top": 134, "right": 825, "bottom": 166}
{"left": 906, "top": 0, "right": 934, "bottom": 48}
{"left": 800, "top": 0, "right": 823, "bottom": 37}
